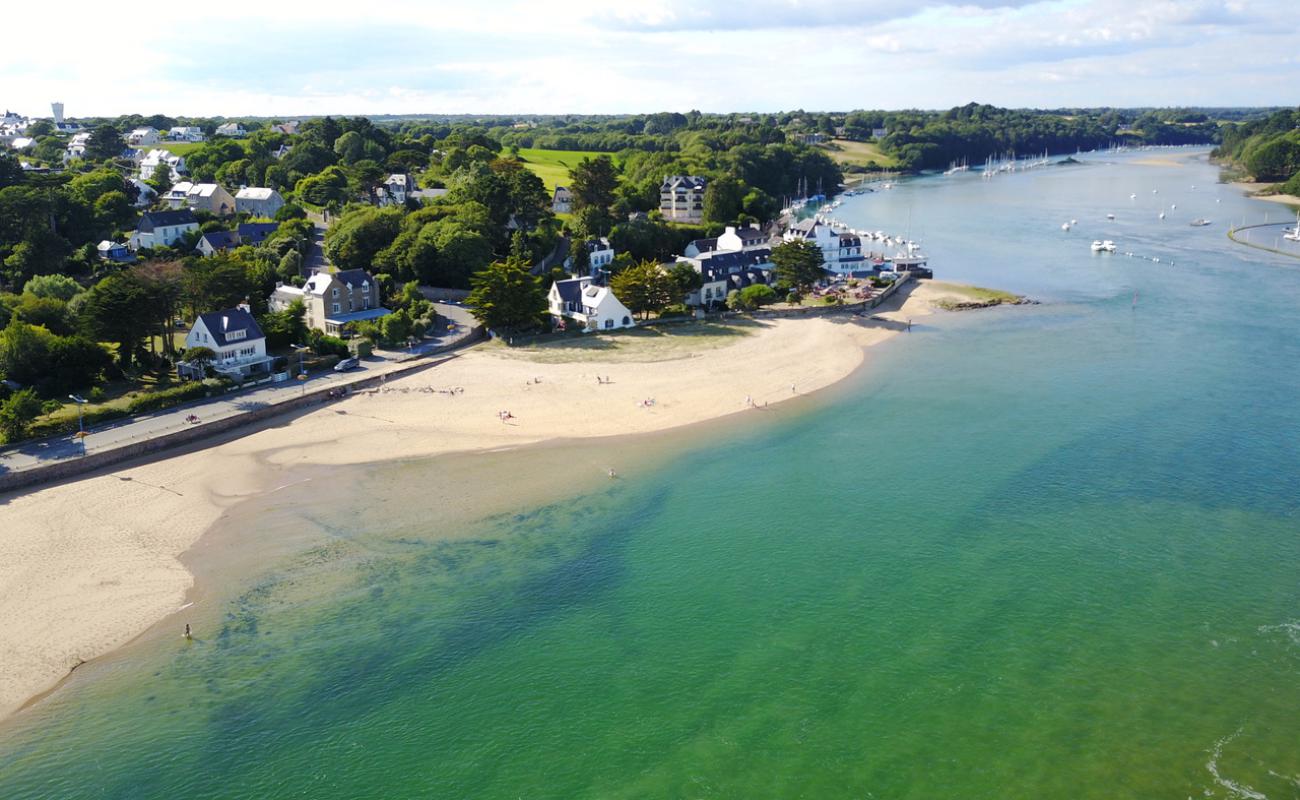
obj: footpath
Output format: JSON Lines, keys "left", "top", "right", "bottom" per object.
{"left": 0, "top": 303, "right": 481, "bottom": 494}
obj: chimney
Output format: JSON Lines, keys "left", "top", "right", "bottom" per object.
{"left": 237, "top": 298, "right": 251, "bottom": 314}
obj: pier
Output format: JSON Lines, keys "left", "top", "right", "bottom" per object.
{"left": 1226, "top": 221, "right": 1300, "bottom": 260}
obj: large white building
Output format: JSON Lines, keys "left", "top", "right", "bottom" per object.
{"left": 548, "top": 276, "right": 635, "bottom": 332}
{"left": 235, "top": 187, "right": 284, "bottom": 218}
{"left": 169, "top": 126, "right": 206, "bottom": 142}
{"left": 659, "top": 175, "right": 707, "bottom": 223}
{"left": 782, "top": 219, "right": 866, "bottom": 275}
{"left": 127, "top": 126, "right": 159, "bottom": 146}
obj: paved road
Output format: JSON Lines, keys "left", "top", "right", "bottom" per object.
{"left": 0, "top": 303, "right": 480, "bottom": 475}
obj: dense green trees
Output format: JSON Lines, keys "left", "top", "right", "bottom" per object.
{"left": 1214, "top": 109, "right": 1300, "bottom": 186}
{"left": 771, "top": 240, "right": 826, "bottom": 292}
{"left": 609, "top": 260, "right": 676, "bottom": 320}
{"left": 466, "top": 256, "right": 546, "bottom": 333}
{"left": 84, "top": 124, "right": 125, "bottom": 161}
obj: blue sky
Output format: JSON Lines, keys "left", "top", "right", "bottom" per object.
{"left": 3, "top": 0, "right": 1296, "bottom": 117}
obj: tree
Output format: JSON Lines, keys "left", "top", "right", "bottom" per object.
{"left": 702, "top": 175, "right": 746, "bottom": 224}
{"left": 0, "top": 153, "right": 25, "bottom": 190}
{"left": 771, "top": 239, "right": 826, "bottom": 292}
{"left": 569, "top": 155, "right": 619, "bottom": 232}
{"left": 24, "top": 274, "right": 81, "bottom": 301}
{"left": 466, "top": 256, "right": 546, "bottom": 333}
{"left": 609, "top": 259, "right": 675, "bottom": 320}
{"left": 0, "top": 387, "right": 41, "bottom": 443}
{"left": 84, "top": 124, "right": 125, "bottom": 162}
{"left": 0, "top": 319, "right": 50, "bottom": 385}
{"left": 738, "top": 283, "right": 777, "bottom": 308}
{"left": 277, "top": 249, "right": 303, "bottom": 282}
{"left": 180, "top": 345, "right": 216, "bottom": 371}
{"left": 323, "top": 206, "right": 402, "bottom": 270}
{"left": 148, "top": 161, "right": 174, "bottom": 194}
{"left": 79, "top": 272, "right": 155, "bottom": 367}
{"left": 667, "top": 261, "right": 703, "bottom": 301}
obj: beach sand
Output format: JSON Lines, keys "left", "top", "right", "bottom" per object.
{"left": 1230, "top": 181, "right": 1300, "bottom": 208}
{"left": 0, "top": 279, "right": 957, "bottom": 721}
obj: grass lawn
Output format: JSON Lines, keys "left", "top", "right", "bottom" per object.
{"left": 516, "top": 148, "right": 622, "bottom": 191}
{"left": 488, "top": 318, "right": 761, "bottom": 364}
{"left": 820, "top": 138, "right": 898, "bottom": 169}
{"left": 141, "top": 141, "right": 205, "bottom": 156}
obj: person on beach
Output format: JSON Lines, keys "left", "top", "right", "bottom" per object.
{"left": 183, "top": 624, "right": 192, "bottom": 640}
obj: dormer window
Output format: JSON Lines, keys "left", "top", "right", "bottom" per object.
{"left": 226, "top": 329, "right": 246, "bottom": 342}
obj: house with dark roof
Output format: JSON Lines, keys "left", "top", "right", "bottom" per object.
{"left": 129, "top": 209, "right": 199, "bottom": 251}
{"left": 552, "top": 186, "right": 572, "bottom": 214}
{"left": 547, "top": 275, "right": 635, "bottom": 332}
{"left": 237, "top": 222, "right": 280, "bottom": 246}
{"left": 196, "top": 230, "right": 241, "bottom": 257}
{"left": 180, "top": 303, "right": 273, "bottom": 380}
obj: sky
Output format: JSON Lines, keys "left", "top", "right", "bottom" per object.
{"left": 2, "top": 0, "right": 1297, "bottom": 117}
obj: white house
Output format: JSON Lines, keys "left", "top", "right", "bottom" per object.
{"left": 169, "top": 126, "right": 205, "bottom": 142}
{"left": 586, "top": 237, "right": 614, "bottom": 272}
{"left": 181, "top": 304, "right": 274, "bottom": 380}
{"left": 783, "top": 219, "right": 865, "bottom": 274}
{"left": 552, "top": 186, "right": 572, "bottom": 214}
{"left": 234, "top": 187, "right": 284, "bottom": 218}
{"left": 164, "top": 181, "right": 194, "bottom": 208}
{"left": 215, "top": 122, "right": 246, "bottom": 138}
{"left": 127, "top": 126, "right": 159, "bottom": 146}
{"left": 139, "top": 148, "right": 186, "bottom": 182}
{"left": 129, "top": 178, "right": 158, "bottom": 208}
{"left": 195, "top": 230, "right": 241, "bottom": 257}
{"left": 548, "top": 276, "right": 635, "bottom": 332}
{"left": 383, "top": 174, "right": 415, "bottom": 205}
{"left": 64, "top": 132, "right": 92, "bottom": 161}
{"left": 129, "top": 209, "right": 199, "bottom": 251}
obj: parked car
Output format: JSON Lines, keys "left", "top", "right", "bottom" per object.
{"left": 334, "top": 357, "right": 360, "bottom": 372}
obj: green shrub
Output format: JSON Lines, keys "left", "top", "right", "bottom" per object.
{"left": 88, "top": 386, "right": 106, "bottom": 402}
{"left": 125, "top": 380, "right": 218, "bottom": 414}
{"left": 354, "top": 340, "right": 374, "bottom": 358}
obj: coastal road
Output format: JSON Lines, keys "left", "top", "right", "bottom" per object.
{"left": 0, "top": 303, "right": 480, "bottom": 476}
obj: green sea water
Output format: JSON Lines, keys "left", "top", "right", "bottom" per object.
{"left": 2, "top": 150, "right": 1298, "bottom": 798}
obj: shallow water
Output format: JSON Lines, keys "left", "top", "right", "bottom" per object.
{"left": 1, "top": 150, "right": 1297, "bottom": 799}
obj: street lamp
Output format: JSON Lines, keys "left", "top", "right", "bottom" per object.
{"left": 68, "top": 394, "right": 87, "bottom": 455}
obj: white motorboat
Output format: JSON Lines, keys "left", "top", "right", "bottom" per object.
{"left": 1159, "top": 212, "right": 1166, "bottom": 220}
{"left": 1189, "top": 219, "right": 1212, "bottom": 227}
{"left": 1091, "top": 240, "right": 1117, "bottom": 253}
{"left": 1062, "top": 222, "right": 1071, "bottom": 231}
{"left": 1106, "top": 213, "right": 1116, "bottom": 220}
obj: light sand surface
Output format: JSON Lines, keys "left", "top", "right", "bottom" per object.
{"left": 0, "top": 280, "right": 952, "bottom": 720}
{"left": 1230, "top": 181, "right": 1300, "bottom": 207}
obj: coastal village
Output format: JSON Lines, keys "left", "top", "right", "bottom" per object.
{"left": 0, "top": 102, "right": 946, "bottom": 471}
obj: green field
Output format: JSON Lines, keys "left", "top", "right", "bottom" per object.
{"left": 516, "top": 148, "right": 621, "bottom": 191}
{"left": 819, "top": 138, "right": 898, "bottom": 169}
{"left": 139, "top": 141, "right": 205, "bottom": 155}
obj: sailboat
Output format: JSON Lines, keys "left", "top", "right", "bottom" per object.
{"left": 1284, "top": 212, "right": 1300, "bottom": 242}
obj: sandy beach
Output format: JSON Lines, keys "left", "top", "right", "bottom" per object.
{"left": 1230, "top": 181, "right": 1300, "bottom": 207}
{"left": 0, "top": 280, "right": 977, "bottom": 721}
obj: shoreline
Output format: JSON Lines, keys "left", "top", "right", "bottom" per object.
{"left": 0, "top": 279, "right": 999, "bottom": 723}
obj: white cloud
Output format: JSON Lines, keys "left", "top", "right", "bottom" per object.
{"left": 0, "top": 0, "right": 1295, "bottom": 116}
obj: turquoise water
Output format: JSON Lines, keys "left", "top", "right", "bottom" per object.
{"left": 2, "top": 150, "right": 1298, "bottom": 798}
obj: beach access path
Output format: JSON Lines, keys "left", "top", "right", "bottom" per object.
{"left": 0, "top": 303, "right": 480, "bottom": 480}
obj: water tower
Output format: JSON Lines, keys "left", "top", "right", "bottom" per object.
{"left": 51, "top": 102, "right": 64, "bottom": 124}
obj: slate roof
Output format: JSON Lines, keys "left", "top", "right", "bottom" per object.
{"left": 686, "top": 237, "right": 718, "bottom": 254}
{"left": 197, "top": 307, "right": 264, "bottom": 347}
{"left": 138, "top": 209, "right": 198, "bottom": 232}
{"left": 694, "top": 247, "right": 773, "bottom": 272}
{"left": 237, "top": 222, "right": 279, "bottom": 245}
{"left": 553, "top": 277, "right": 587, "bottom": 306}
{"left": 333, "top": 269, "right": 374, "bottom": 288}
{"left": 661, "top": 175, "right": 707, "bottom": 191}
{"left": 198, "top": 230, "right": 240, "bottom": 251}
{"left": 235, "top": 187, "right": 277, "bottom": 200}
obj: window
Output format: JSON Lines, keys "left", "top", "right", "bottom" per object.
{"left": 604, "top": 319, "right": 613, "bottom": 329}
{"left": 622, "top": 316, "right": 631, "bottom": 326}
{"left": 332, "top": 303, "right": 341, "bottom": 314}
{"left": 332, "top": 287, "right": 339, "bottom": 298}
